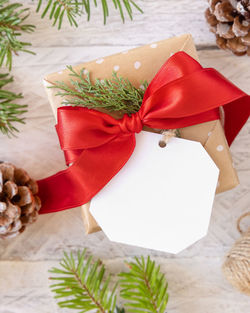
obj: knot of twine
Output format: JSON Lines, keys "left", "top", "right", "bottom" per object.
{"left": 222, "top": 212, "right": 250, "bottom": 296}
{"left": 159, "top": 129, "right": 178, "bottom": 147}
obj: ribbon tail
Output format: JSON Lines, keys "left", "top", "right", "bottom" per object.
{"left": 38, "top": 134, "right": 135, "bottom": 214}
{"left": 223, "top": 95, "right": 250, "bottom": 146}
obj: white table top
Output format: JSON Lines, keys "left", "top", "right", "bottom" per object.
{"left": 0, "top": 1, "right": 250, "bottom": 312}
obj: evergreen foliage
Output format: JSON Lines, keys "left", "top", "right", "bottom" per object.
{"left": 119, "top": 256, "right": 169, "bottom": 313}
{"left": 0, "top": 0, "right": 142, "bottom": 70}
{"left": 50, "top": 250, "right": 169, "bottom": 313}
{"left": 0, "top": 0, "right": 35, "bottom": 70}
{"left": 50, "top": 250, "right": 118, "bottom": 312}
{"left": 36, "top": 0, "right": 143, "bottom": 29}
{"left": 0, "top": 73, "right": 27, "bottom": 136}
{"left": 50, "top": 66, "right": 148, "bottom": 115}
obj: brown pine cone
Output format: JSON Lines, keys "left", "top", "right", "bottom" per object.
{"left": 205, "top": 0, "right": 250, "bottom": 56}
{"left": 0, "top": 162, "right": 41, "bottom": 239}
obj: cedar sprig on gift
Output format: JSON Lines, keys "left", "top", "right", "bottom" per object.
{"left": 51, "top": 66, "right": 148, "bottom": 115}
{"left": 0, "top": 0, "right": 35, "bottom": 70}
{"left": 36, "top": 0, "right": 143, "bottom": 29}
{"left": 0, "top": 73, "right": 27, "bottom": 136}
{"left": 49, "top": 250, "right": 169, "bottom": 313}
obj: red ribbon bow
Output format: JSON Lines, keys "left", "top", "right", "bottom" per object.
{"left": 38, "top": 52, "right": 250, "bottom": 214}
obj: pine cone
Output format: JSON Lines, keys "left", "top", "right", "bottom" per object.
{"left": 205, "top": 0, "right": 250, "bottom": 56}
{"left": 0, "top": 162, "right": 41, "bottom": 239}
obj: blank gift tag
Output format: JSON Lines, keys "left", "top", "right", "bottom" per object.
{"left": 91, "top": 131, "right": 219, "bottom": 254}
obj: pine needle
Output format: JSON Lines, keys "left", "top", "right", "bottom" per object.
{"left": 49, "top": 249, "right": 118, "bottom": 313}
{"left": 119, "top": 256, "right": 169, "bottom": 313}
{"left": 50, "top": 252, "right": 169, "bottom": 313}
{"left": 0, "top": 0, "right": 35, "bottom": 70}
{"left": 0, "top": 73, "right": 27, "bottom": 136}
{"left": 36, "top": 0, "right": 143, "bottom": 29}
{"left": 50, "top": 66, "right": 148, "bottom": 115}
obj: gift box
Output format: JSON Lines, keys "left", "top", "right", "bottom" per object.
{"left": 43, "top": 34, "right": 239, "bottom": 235}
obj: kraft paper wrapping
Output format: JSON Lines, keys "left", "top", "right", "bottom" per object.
{"left": 43, "top": 34, "right": 239, "bottom": 234}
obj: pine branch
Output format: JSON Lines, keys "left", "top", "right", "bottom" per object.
{"left": 0, "top": 73, "right": 27, "bottom": 136}
{"left": 36, "top": 0, "right": 143, "bottom": 29}
{"left": 50, "top": 252, "right": 169, "bottom": 313}
{"left": 50, "top": 66, "right": 148, "bottom": 115}
{"left": 49, "top": 250, "right": 118, "bottom": 313}
{"left": 0, "top": 0, "right": 35, "bottom": 70}
{"left": 119, "top": 256, "right": 169, "bottom": 313}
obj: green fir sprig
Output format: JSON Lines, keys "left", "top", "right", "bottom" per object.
{"left": 119, "top": 256, "right": 169, "bottom": 313}
{"left": 0, "top": 73, "right": 27, "bottom": 136}
{"left": 50, "top": 66, "right": 148, "bottom": 115}
{"left": 0, "top": 0, "right": 35, "bottom": 70}
{"left": 50, "top": 250, "right": 119, "bottom": 312}
{"left": 36, "top": 0, "right": 143, "bottom": 29}
{"left": 49, "top": 250, "right": 169, "bottom": 313}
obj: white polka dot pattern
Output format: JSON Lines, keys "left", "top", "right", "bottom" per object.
{"left": 216, "top": 145, "right": 224, "bottom": 152}
{"left": 113, "top": 65, "right": 120, "bottom": 72}
{"left": 150, "top": 43, "right": 158, "bottom": 48}
{"left": 134, "top": 61, "right": 141, "bottom": 70}
{"left": 96, "top": 58, "right": 104, "bottom": 64}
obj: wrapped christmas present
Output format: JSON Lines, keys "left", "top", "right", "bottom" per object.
{"left": 39, "top": 34, "right": 249, "bottom": 239}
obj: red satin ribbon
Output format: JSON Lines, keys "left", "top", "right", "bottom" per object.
{"left": 38, "top": 52, "right": 250, "bottom": 214}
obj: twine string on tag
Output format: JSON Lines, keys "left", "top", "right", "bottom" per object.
{"left": 159, "top": 129, "right": 179, "bottom": 148}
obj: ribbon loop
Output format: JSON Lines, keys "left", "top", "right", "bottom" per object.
{"left": 118, "top": 112, "right": 143, "bottom": 134}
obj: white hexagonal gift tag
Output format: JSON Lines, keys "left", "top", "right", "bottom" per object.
{"left": 90, "top": 131, "right": 219, "bottom": 254}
